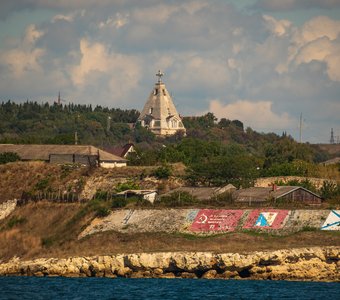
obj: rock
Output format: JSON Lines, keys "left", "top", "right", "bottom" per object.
{"left": 201, "top": 270, "right": 217, "bottom": 279}
{"left": 0, "top": 247, "right": 339, "bottom": 281}
{"left": 160, "top": 272, "right": 175, "bottom": 279}
{"left": 181, "top": 272, "right": 197, "bottom": 279}
{"left": 117, "top": 267, "right": 132, "bottom": 277}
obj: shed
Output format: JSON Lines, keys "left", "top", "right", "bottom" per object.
{"left": 0, "top": 144, "right": 127, "bottom": 168}
{"left": 234, "top": 186, "right": 322, "bottom": 205}
{"left": 116, "top": 190, "right": 157, "bottom": 204}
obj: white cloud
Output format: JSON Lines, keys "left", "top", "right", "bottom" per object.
{"left": 0, "top": 25, "right": 45, "bottom": 78}
{"left": 70, "top": 38, "right": 141, "bottom": 101}
{"left": 98, "top": 13, "right": 129, "bottom": 29}
{"left": 209, "top": 100, "right": 294, "bottom": 130}
{"left": 263, "top": 15, "right": 292, "bottom": 36}
{"left": 288, "top": 16, "right": 340, "bottom": 82}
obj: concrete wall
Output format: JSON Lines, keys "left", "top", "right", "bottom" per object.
{"left": 255, "top": 176, "right": 336, "bottom": 189}
{"left": 79, "top": 208, "right": 339, "bottom": 238}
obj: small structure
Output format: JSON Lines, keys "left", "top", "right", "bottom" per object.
{"left": 137, "top": 70, "right": 186, "bottom": 136}
{"left": 116, "top": 190, "right": 157, "bottom": 204}
{"left": 0, "top": 144, "right": 126, "bottom": 168}
{"left": 234, "top": 186, "right": 322, "bottom": 205}
{"left": 321, "top": 157, "right": 340, "bottom": 166}
{"left": 162, "top": 184, "right": 236, "bottom": 201}
{"left": 104, "top": 143, "right": 136, "bottom": 158}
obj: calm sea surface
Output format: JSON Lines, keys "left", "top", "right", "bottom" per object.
{"left": 0, "top": 277, "right": 339, "bottom": 300}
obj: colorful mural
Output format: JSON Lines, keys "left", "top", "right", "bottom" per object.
{"left": 321, "top": 210, "right": 340, "bottom": 230}
{"left": 190, "top": 209, "right": 243, "bottom": 232}
{"left": 243, "top": 209, "right": 289, "bottom": 229}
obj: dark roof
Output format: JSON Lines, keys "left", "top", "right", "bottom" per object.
{"left": 104, "top": 143, "right": 134, "bottom": 158}
{"left": 234, "top": 186, "right": 321, "bottom": 202}
{"left": 0, "top": 144, "right": 126, "bottom": 162}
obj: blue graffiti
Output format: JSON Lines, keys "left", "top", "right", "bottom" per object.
{"left": 321, "top": 210, "right": 340, "bottom": 230}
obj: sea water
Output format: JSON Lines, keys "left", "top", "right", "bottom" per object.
{"left": 0, "top": 277, "right": 338, "bottom": 300}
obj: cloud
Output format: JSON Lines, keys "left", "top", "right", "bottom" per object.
{"left": 288, "top": 16, "right": 340, "bottom": 82}
{"left": 209, "top": 99, "right": 294, "bottom": 131}
{"left": 262, "top": 15, "right": 292, "bottom": 36}
{"left": 0, "top": 1, "right": 340, "bottom": 142}
{"left": 0, "top": 24, "right": 45, "bottom": 78}
{"left": 254, "top": 0, "right": 340, "bottom": 11}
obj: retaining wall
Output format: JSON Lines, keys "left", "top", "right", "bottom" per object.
{"left": 79, "top": 209, "right": 340, "bottom": 238}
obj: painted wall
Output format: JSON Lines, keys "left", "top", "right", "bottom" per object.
{"left": 79, "top": 208, "right": 339, "bottom": 238}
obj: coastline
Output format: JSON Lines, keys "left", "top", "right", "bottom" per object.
{"left": 1, "top": 246, "right": 339, "bottom": 281}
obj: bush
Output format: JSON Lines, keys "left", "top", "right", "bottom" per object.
{"left": 153, "top": 165, "right": 172, "bottom": 179}
{"left": 95, "top": 206, "right": 110, "bottom": 218}
{"left": 111, "top": 197, "right": 128, "bottom": 208}
{"left": 0, "top": 152, "right": 20, "bottom": 164}
{"left": 34, "top": 178, "right": 50, "bottom": 191}
{"left": 320, "top": 181, "right": 340, "bottom": 199}
{"left": 6, "top": 216, "right": 27, "bottom": 229}
{"left": 115, "top": 181, "right": 140, "bottom": 193}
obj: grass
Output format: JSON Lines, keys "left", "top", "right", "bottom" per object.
{"left": 5, "top": 216, "right": 27, "bottom": 229}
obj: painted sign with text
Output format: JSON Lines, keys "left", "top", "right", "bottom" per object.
{"left": 190, "top": 209, "right": 244, "bottom": 232}
{"left": 243, "top": 209, "right": 289, "bottom": 229}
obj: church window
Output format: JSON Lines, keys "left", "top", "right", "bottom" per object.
{"left": 154, "top": 89, "right": 158, "bottom": 95}
{"left": 149, "top": 107, "right": 153, "bottom": 114}
{"left": 154, "top": 120, "right": 160, "bottom": 127}
{"left": 163, "top": 89, "right": 166, "bottom": 96}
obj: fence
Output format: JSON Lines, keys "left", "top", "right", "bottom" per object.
{"left": 17, "top": 191, "right": 85, "bottom": 206}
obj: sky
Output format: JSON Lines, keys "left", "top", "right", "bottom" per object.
{"left": 0, "top": 0, "right": 340, "bottom": 143}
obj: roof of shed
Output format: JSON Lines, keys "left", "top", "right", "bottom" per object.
{"left": 0, "top": 144, "right": 126, "bottom": 162}
{"left": 234, "top": 186, "right": 321, "bottom": 202}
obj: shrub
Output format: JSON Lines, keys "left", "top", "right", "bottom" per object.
{"left": 34, "top": 177, "right": 50, "bottom": 191}
{"left": 95, "top": 206, "right": 110, "bottom": 218}
{"left": 0, "top": 152, "right": 20, "bottom": 164}
{"left": 6, "top": 216, "right": 27, "bottom": 229}
{"left": 115, "top": 181, "right": 140, "bottom": 193}
{"left": 153, "top": 165, "right": 172, "bottom": 179}
{"left": 111, "top": 197, "right": 128, "bottom": 208}
{"left": 320, "top": 181, "right": 340, "bottom": 199}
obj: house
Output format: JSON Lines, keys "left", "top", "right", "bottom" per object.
{"left": 0, "top": 144, "right": 127, "bottom": 168}
{"left": 234, "top": 186, "right": 322, "bottom": 205}
{"left": 161, "top": 184, "right": 236, "bottom": 201}
{"left": 104, "top": 143, "right": 135, "bottom": 158}
{"left": 137, "top": 70, "right": 186, "bottom": 136}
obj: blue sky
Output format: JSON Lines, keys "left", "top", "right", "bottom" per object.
{"left": 0, "top": 0, "right": 340, "bottom": 143}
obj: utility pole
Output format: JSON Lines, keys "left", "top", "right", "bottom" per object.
{"left": 75, "top": 131, "right": 78, "bottom": 145}
{"left": 330, "top": 128, "right": 335, "bottom": 144}
{"left": 299, "top": 113, "right": 303, "bottom": 143}
{"left": 107, "top": 116, "right": 111, "bottom": 132}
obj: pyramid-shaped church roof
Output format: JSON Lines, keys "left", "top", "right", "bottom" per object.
{"left": 138, "top": 71, "right": 186, "bottom": 136}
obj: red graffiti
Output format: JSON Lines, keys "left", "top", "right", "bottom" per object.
{"left": 190, "top": 209, "right": 244, "bottom": 232}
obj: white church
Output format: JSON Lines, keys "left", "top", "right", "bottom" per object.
{"left": 137, "top": 71, "right": 186, "bottom": 136}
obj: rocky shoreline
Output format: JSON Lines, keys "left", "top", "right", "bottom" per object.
{"left": 0, "top": 247, "right": 339, "bottom": 281}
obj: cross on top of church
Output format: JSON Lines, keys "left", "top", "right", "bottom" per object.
{"left": 156, "top": 70, "right": 164, "bottom": 83}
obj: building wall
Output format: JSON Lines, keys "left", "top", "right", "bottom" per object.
{"left": 100, "top": 161, "right": 127, "bottom": 168}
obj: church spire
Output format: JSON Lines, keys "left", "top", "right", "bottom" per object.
{"left": 156, "top": 70, "right": 164, "bottom": 84}
{"left": 137, "top": 70, "right": 186, "bottom": 136}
